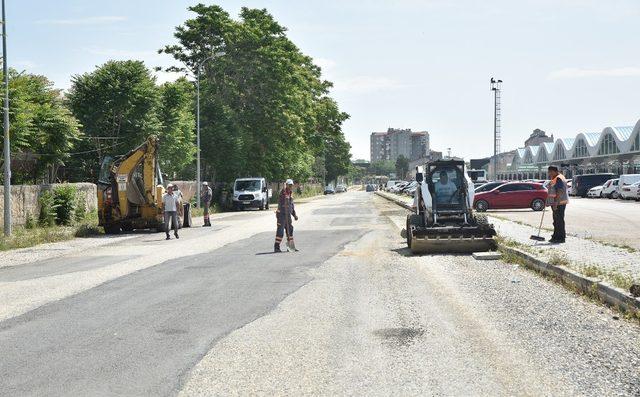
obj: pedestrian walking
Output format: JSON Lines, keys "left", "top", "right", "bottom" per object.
{"left": 274, "top": 179, "right": 299, "bottom": 252}
{"left": 163, "top": 184, "right": 180, "bottom": 240}
{"left": 547, "top": 166, "right": 569, "bottom": 243}
{"left": 201, "top": 181, "right": 213, "bottom": 227}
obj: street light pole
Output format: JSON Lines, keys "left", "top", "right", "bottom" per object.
{"left": 2, "top": 0, "right": 10, "bottom": 236}
{"left": 490, "top": 78, "right": 502, "bottom": 180}
{"left": 195, "top": 52, "right": 224, "bottom": 208}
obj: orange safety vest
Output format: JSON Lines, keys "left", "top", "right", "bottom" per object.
{"left": 547, "top": 174, "right": 569, "bottom": 205}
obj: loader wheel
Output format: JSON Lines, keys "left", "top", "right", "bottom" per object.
{"left": 406, "top": 214, "right": 423, "bottom": 248}
{"left": 121, "top": 223, "right": 134, "bottom": 232}
{"left": 531, "top": 198, "right": 545, "bottom": 211}
{"left": 475, "top": 200, "right": 489, "bottom": 212}
{"left": 259, "top": 200, "right": 265, "bottom": 210}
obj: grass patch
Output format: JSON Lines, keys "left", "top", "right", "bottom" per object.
{"left": 594, "top": 240, "right": 637, "bottom": 253}
{"left": 0, "top": 212, "right": 101, "bottom": 252}
{"left": 548, "top": 252, "right": 571, "bottom": 267}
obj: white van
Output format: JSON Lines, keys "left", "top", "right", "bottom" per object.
{"left": 385, "top": 180, "right": 402, "bottom": 191}
{"left": 232, "top": 177, "right": 271, "bottom": 210}
{"left": 618, "top": 174, "right": 640, "bottom": 199}
{"left": 601, "top": 178, "right": 619, "bottom": 198}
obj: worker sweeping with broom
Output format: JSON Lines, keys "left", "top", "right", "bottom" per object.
{"left": 274, "top": 179, "right": 299, "bottom": 252}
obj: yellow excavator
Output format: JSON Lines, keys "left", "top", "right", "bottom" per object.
{"left": 96, "top": 136, "right": 192, "bottom": 234}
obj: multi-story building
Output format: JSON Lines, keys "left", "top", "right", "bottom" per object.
{"left": 370, "top": 128, "right": 429, "bottom": 162}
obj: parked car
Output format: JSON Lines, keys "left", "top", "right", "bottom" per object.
{"left": 566, "top": 179, "right": 572, "bottom": 194}
{"left": 400, "top": 181, "right": 418, "bottom": 194}
{"left": 571, "top": 173, "right": 616, "bottom": 197}
{"left": 335, "top": 185, "right": 347, "bottom": 193}
{"left": 324, "top": 186, "right": 335, "bottom": 195}
{"left": 601, "top": 178, "right": 619, "bottom": 198}
{"left": 620, "top": 181, "right": 640, "bottom": 200}
{"left": 365, "top": 184, "right": 376, "bottom": 192}
{"left": 389, "top": 181, "right": 409, "bottom": 193}
{"left": 618, "top": 174, "right": 640, "bottom": 199}
{"left": 474, "top": 181, "right": 506, "bottom": 193}
{"left": 474, "top": 182, "right": 547, "bottom": 212}
{"left": 385, "top": 180, "right": 402, "bottom": 191}
{"left": 587, "top": 185, "right": 604, "bottom": 198}
{"left": 232, "top": 177, "right": 270, "bottom": 210}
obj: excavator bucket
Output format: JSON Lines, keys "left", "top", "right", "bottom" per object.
{"left": 408, "top": 226, "right": 496, "bottom": 254}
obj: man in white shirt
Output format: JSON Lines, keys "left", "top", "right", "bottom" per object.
{"left": 435, "top": 171, "right": 458, "bottom": 204}
{"left": 162, "top": 184, "right": 180, "bottom": 240}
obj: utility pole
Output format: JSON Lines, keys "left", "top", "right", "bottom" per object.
{"left": 2, "top": 0, "right": 10, "bottom": 236}
{"left": 490, "top": 78, "right": 502, "bottom": 180}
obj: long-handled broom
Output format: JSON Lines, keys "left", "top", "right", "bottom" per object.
{"left": 530, "top": 204, "right": 547, "bottom": 242}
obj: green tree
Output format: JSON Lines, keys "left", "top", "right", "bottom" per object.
{"left": 370, "top": 160, "right": 395, "bottom": 176}
{"left": 157, "top": 78, "right": 196, "bottom": 179}
{"left": 395, "top": 155, "right": 409, "bottom": 179}
{"left": 66, "top": 60, "right": 161, "bottom": 181}
{"left": 161, "top": 4, "right": 350, "bottom": 183}
{"left": 0, "top": 70, "right": 81, "bottom": 183}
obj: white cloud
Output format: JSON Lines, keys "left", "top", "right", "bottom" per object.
{"left": 154, "top": 70, "right": 184, "bottom": 85}
{"left": 549, "top": 67, "right": 640, "bottom": 79}
{"left": 332, "top": 76, "right": 405, "bottom": 93}
{"left": 38, "top": 16, "right": 127, "bottom": 25}
{"left": 314, "top": 57, "right": 336, "bottom": 71}
{"left": 84, "top": 47, "right": 157, "bottom": 59}
{"left": 13, "top": 60, "right": 37, "bottom": 70}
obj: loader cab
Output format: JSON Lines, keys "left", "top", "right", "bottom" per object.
{"left": 425, "top": 160, "right": 468, "bottom": 213}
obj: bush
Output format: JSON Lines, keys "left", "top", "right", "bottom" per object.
{"left": 53, "top": 184, "right": 78, "bottom": 226}
{"left": 38, "top": 191, "right": 58, "bottom": 227}
{"left": 25, "top": 212, "right": 37, "bottom": 229}
{"left": 74, "top": 193, "right": 87, "bottom": 222}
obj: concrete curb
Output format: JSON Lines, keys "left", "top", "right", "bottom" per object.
{"left": 374, "top": 191, "right": 412, "bottom": 211}
{"left": 501, "top": 246, "right": 640, "bottom": 315}
{"left": 376, "top": 190, "right": 640, "bottom": 316}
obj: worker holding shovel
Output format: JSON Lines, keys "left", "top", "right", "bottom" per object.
{"left": 274, "top": 179, "right": 299, "bottom": 253}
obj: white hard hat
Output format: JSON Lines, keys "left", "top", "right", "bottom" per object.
{"left": 286, "top": 179, "right": 294, "bottom": 185}
{"left": 202, "top": 181, "right": 208, "bottom": 186}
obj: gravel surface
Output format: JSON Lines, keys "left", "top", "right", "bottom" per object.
{"left": 378, "top": 191, "right": 640, "bottom": 285}
{"left": 180, "top": 195, "right": 640, "bottom": 396}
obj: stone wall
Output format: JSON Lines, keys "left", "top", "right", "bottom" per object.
{"left": 0, "top": 183, "right": 97, "bottom": 226}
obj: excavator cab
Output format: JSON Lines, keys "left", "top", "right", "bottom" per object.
{"left": 404, "top": 160, "right": 496, "bottom": 254}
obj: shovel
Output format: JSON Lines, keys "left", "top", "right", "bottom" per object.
{"left": 530, "top": 204, "right": 547, "bottom": 242}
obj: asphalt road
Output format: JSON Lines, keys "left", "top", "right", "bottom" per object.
{"left": 486, "top": 196, "right": 640, "bottom": 249}
{"left": 1, "top": 192, "right": 639, "bottom": 396}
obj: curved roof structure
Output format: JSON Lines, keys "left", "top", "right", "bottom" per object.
{"left": 507, "top": 118, "right": 640, "bottom": 167}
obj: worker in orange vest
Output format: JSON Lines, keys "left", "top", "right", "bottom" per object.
{"left": 547, "top": 166, "right": 569, "bottom": 243}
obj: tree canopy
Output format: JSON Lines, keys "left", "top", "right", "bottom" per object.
{"left": 161, "top": 4, "right": 351, "bottom": 183}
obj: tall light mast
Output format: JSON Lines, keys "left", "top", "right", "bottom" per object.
{"left": 490, "top": 78, "right": 502, "bottom": 179}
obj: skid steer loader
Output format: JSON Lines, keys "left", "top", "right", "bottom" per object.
{"left": 403, "top": 160, "right": 496, "bottom": 254}
{"left": 96, "top": 136, "right": 192, "bottom": 234}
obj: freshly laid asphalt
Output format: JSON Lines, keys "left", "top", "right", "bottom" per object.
{"left": 1, "top": 192, "right": 639, "bottom": 396}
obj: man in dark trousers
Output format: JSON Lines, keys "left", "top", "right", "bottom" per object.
{"left": 274, "top": 179, "right": 299, "bottom": 252}
{"left": 201, "top": 181, "right": 213, "bottom": 227}
{"left": 547, "top": 166, "right": 569, "bottom": 243}
{"left": 162, "top": 184, "right": 180, "bottom": 240}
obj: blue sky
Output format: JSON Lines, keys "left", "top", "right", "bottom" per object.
{"left": 9, "top": 0, "right": 640, "bottom": 160}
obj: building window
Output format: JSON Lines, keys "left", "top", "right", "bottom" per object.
{"left": 597, "top": 134, "right": 620, "bottom": 155}
{"left": 553, "top": 145, "right": 565, "bottom": 161}
{"left": 573, "top": 139, "right": 588, "bottom": 158}
{"left": 539, "top": 150, "right": 547, "bottom": 163}
{"left": 631, "top": 133, "right": 640, "bottom": 152}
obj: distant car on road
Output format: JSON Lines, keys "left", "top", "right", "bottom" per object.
{"left": 389, "top": 181, "right": 409, "bottom": 193}
{"left": 587, "top": 185, "right": 604, "bottom": 198}
{"left": 365, "top": 184, "right": 376, "bottom": 192}
{"left": 474, "top": 182, "right": 547, "bottom": 212}
{"left": 335, "top": 185, "right": 347, "bottom": 193}
{"left": 324, "top": 186, "right": 335, "bottom": 195}
{"left": 385, "top": 180, "right": 402, "bottom": 191}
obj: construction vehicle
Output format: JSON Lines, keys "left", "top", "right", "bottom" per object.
{"left": 403, "top": 159, "right": 496, "bottom": 254}
{"left": 96, "top": 136, "right": 192, "bottom": 234}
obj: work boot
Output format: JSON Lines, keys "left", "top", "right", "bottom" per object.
{"left": 166, "top": 234, "right": 170, "bottom": 240}
{"left": 175, "top": 232, "right": 179, "bottom": 239}
{"left": 274, "top": 243, "right": 282, "bottom": 253}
